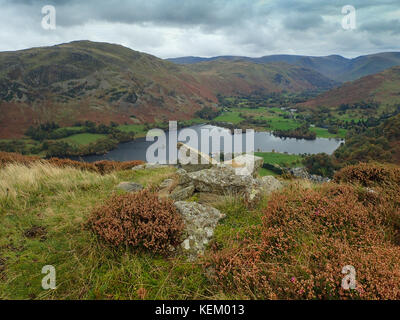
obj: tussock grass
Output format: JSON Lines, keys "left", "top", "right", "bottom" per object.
{"left": 0, "top": 163, "right": 116, "bottom": 211}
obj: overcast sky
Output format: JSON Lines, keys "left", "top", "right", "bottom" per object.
{"left": 1, "top": 0, "right": 399, "bottom": 58}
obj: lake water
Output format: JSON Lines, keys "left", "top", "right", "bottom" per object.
{"left": 77, "top": 124, "right": 344, "bottom": 162}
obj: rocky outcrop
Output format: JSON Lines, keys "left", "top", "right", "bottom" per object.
{"left": 188, "top": 166, "right": 254, "bottom": 195}
{"left": 174, "top": 201, "right": 225, "bottom": 259}
{"left": 155, "top": 153, "right": 284, "bottom": 259}
{"left": 289, "top": 167, "right": 330, "bottom": 183}
{"left": 186, "top": 165, "right": 282, "bottom": 200}
{"left": 177, "top": 143, "right": 264, "bottom": 177}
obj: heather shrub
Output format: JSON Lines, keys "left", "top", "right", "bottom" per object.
{"left": 207, "top": 183, "right": 400, "bottom": 299}
{"left": 89, "top": 190, "right": 184, "bottom": 254}
{"left": 0, "top": 151, "right": 144, "bottom": 174}
{"left": 91, "top": 160, "right": 144, "bottom": 174}
{"left": 0, "top": 151, "right": 40, "bottom": 167}
{"left": 334, "top": 162, "right": 400, "bottom": 187}
{"left": 47, "top": 157, "right": 97, "bottom": 172}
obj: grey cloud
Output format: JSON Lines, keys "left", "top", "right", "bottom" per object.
{"left": 4, "top": 0, "right": 265, "bottom": 29}
{"left": 283, "top": 13, "right": 324, "bottom": 31}
{"left": 0, "top": 0, "right": 399, "bottom": 58}
{"left": 360, "top": 19, "right": 400, "bottom": 35}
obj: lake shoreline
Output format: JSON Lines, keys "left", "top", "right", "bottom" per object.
{"left": 69, "top": 124, "right": 344, "bottom": 163}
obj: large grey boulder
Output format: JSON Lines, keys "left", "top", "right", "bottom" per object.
{"left": 177, "top": 143, "right": 264, "bottom": 177}
{"left": 174, "top": 201, "right": 225, "bottom": 259}
{"left": 289, "top": 167, "right": 330, "bottom": 183}
{"left": 188, "top": 166, "right": 254, "bottom": 195}
{"left": 246, "top": 176, "right": 284, "bottom": 202}
{"left": 177, "top": 143, "right": 217, "bottom": 172}
{"left": 116, "top": 182, "right": 144, "bottom": 193}
{"left": 255, "top": 176, "right": 283, "bottom": 193}
{"left": 221, "top": 154, "right": 264, "bottom": 177}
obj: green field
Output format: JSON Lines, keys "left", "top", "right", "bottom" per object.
{"left": 62, "top": 133, "right": 107, "bottom": 146}
{"left": 267, "top": 117, "right": 300, "bottom": 130}
{"left": 214, "top": 111, "right": 244, "bottom": 124}
{"left": 310, "top": 127, "right": 347, "bottom": 139}
{"left": 117, "top": 124, "right": 147, "bottom": 135}
{"left": 258, "top": 168, "right": 279, "bottom": 177}
{"left": 216, "top": 107, "right": 351, "bottom": 138}
{"left": 255, "top": 152, "right": 304, "bottom": 176}
{"left": 54, "top": 126, "right": 83, "bottom": 134}
{"left": 117, "top": 119, "right": 205, "bottom": 137}
{"left": 255, "top": 152, "right": 303, "bottom": 166}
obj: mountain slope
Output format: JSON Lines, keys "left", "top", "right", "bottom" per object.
{"left": 0, "top": 41, "right": 217, "bottom": 138}
{"left": 300, "top": 66, "right": 400, "bottom": 109}
{"left": 168, "top": 52, "right": 400, "bottom": 82}
{"left": 185, "top": 60, "right": 336, "bottom": 94}
{"left": 0, "top": 41, "right": 335, "bottom": 138}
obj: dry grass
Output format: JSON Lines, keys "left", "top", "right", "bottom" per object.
{"left": 0, "top": 162, "right": 117, "bottom": 210}
{"left": 0, "top": 151, "right": 144, "bottom": 174}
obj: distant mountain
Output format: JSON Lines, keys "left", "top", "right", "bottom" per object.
{"left": 0, "top": 40, "right": 211, "bottom": 138}
{"left": 300, "top": 66, "right": 400, "bottom": 109}
{"left": 0, "top": 41, "right": 335, "bottom": 138}
{"left": 185, "top": 59, "right": 336, "bottom": 95}
{"left": 167, "top": 52, "right": 400, "bottom": 82}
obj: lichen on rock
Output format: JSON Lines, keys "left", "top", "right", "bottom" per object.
{"left": 174, "top": 201, "right": 225, "bottom": 259}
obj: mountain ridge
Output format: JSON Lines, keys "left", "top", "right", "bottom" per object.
{"left": 167, "top": 52, "right": 400, "bottom": 82}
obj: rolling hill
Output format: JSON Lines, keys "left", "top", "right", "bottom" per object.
{"left": 0, "top": 40, "right": 336, "bottom": 138}
{"left": 168, "top": 52, "right": 400, "bottom": 82}
{"left": 300, "top": 66, "right": 400, "bottom": 109}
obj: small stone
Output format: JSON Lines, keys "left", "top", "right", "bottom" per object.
{"left": 176, "top": 168, "right": 192, "bottom": 186}
{"left": 146, "top": 163, "right": 167, "bottom": 170}
{"left": 159, "top": 179, "right": 174, "bottom": 189}
{"left": 169, "top": 184, "right": 195, "bottom": 201}
{"left": 117, "top": 182, "right": 143, "bottom": 193}
{"left": 131, "top": 164, "right": 146, "bottom": 171}
{"left": 205, "top": 227, "right": 214, "bottom": 238}
{"left": 132, "top": 163, "right": 168, "bottom": 171}
{"left": 182, "top": 239, "right": 191, "bottom": 250}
